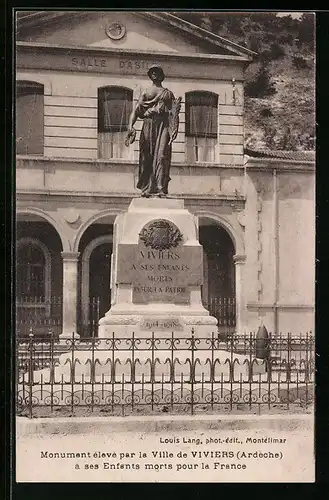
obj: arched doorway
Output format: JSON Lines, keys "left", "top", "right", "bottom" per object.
{"left": 199, "top": 219, "right": 236, "bottom": 334}
{"left": 16, "top": 216, "right": 64, "bottom": 336}
{"left": 79, "top": 228, "right": 113, "bottom": 337}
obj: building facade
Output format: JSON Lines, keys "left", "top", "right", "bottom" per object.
{"left": 15, "top": 11, "right": 315, "bottom": 337}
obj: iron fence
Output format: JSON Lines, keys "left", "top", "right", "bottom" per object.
{"left": 16, "top": 331, "right": 314, "bottom": 418}
{"left": 16, "top": 296, "right": 62, "bottom": 337}
{"left": 16, "top": 296, "right": 237, "bottom": 338}
{"left": 86, "top": 296, "right": 101, "bottom": 338}
{"left": 15, "top": 296, "right": 101, "bottom": 338}
{"left": 207, "top": 297, "right": 236, "bottom": 331}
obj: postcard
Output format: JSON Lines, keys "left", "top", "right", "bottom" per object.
{"left": 15, "top": 10, "right": 315, "bottom": 483}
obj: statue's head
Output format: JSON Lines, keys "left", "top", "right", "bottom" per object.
{"left": 147, "top": 65, "right": 165, "bottom": 83}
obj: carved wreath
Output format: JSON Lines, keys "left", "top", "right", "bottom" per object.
{"left": 139, "top": 220, "right": 183, "bottom": 250}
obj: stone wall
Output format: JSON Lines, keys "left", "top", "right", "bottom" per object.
{"left": 244, "top": 161, "right": 315, "bottom": 334}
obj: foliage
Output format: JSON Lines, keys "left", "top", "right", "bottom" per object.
{"left": 269, "top": 42, "right": 286, "bottom": 60}
{"left": 245, "top": 64, "right": 277, "bottom": 98}
{"left": 174, "top": 12, "right": 315, "bottom": 151}
{"left": 292, "top": 55, "right": 310, "bottom": 70}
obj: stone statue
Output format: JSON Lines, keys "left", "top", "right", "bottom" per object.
{"left": 125, "top": 65, "right": 182, "bottom": 197}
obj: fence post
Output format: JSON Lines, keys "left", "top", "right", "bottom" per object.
{"left": 305, "top": 331, "right": 312, "bottom": 383}
{"left": 286, "top": 333, "right": 292, "bottom": 383}
{"left": 91, "top": 297, "right": 100, "bottom": 338}
{"left": 49, "top": 328, "right": 55, "bottom": 412}
{"left": 28, "top": 328, "right": 34, "bottom": 418}
{"left": 190, "top": 328, "right": 195, "bottom": 416}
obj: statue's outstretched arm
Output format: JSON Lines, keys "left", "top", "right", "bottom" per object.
{"left": 128, "top": 107, "right": 139, "bottom": 132}
{"left": 125, "top": 95, "right": 145, "bottom": 147}
{"left": 128, "top": 94, "right": 145, "bottom": 132}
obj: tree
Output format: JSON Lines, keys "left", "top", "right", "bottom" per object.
{"left": 298, "top": 13, "right": 315, "bottom": 47}
{"left": 263, "top": 123, "right": 276, "bottom": 149}
{"left": 269, "top": 42, "right": 285, "bottom": 60}
{"left": 277, "top": 126, "right": 298, "bottom": 150}
{"left": 247, "top": 34, "right": 261, "bottom": 53}
{"left": 245, "top": 64, "right": 276, "bottom": 98}
{"left": 260, "top": 108, "right": 273, "bottom": 118}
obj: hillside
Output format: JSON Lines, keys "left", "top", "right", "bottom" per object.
{"left": 175, "top": 12, "right": 315, "bottom": 151}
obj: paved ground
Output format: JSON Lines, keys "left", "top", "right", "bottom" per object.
{"left": 16, "top": 414, "right": 315, "bottom": 483}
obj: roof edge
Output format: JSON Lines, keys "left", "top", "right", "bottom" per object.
{"left": 246, "top": 158, "right": 315, "bottom": 169}
{"left": 16, "top": 40, "right": 250, "bottom": 64}
{"left": 140, "top": 12, "right": 256, "bottom": 59}
{"left": 245, "top": 148, "right": 315, "bottom": 164}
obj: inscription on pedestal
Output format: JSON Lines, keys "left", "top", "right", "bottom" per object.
{"left": 116, "top": 219, "right": 203, "bottom": 304}
{"left": 140, "top": 318, "right": 184, "bottom": 331}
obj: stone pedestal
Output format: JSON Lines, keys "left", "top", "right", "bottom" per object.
{"left": 98, "top": 198, "right": 217, "bottom": 337}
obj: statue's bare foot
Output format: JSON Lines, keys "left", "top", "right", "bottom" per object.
{"left": 141, "top": 192, "right": 151, "bottom": 198}
{"left": 157, "top": 191, "right": 167, "bottom": 198}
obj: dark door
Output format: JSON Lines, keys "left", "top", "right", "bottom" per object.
{"left": 199, "top": 224, "right": 236, "bottom": 331}
{"left": 89, "top": 243, "right": 112, "bottom": 334}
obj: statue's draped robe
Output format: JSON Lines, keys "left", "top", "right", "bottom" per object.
{"left": 135, "top": 88, "right": 176, "bottom": 195}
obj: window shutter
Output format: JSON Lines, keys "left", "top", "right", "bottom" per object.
{"left": 16, "top": 82, "right": 44, "bottom": 155}
{"left": 186, "top": 91, "right": 218, "bottom": 138}
{"left": 98, "top": 87, "right": 132, "bottom": 133}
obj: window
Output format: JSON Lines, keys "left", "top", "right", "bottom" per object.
{"left": 16, "top": 81, "right": 44, "bottom": 155}
{"left": 16, "top": 239, "right": 51, "bottom": 302}
{"left": 185, "top": 91, "right": 218, "bottom": 163}
{"left": 98, "top": 86, "right": 133, "bottom": 160}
